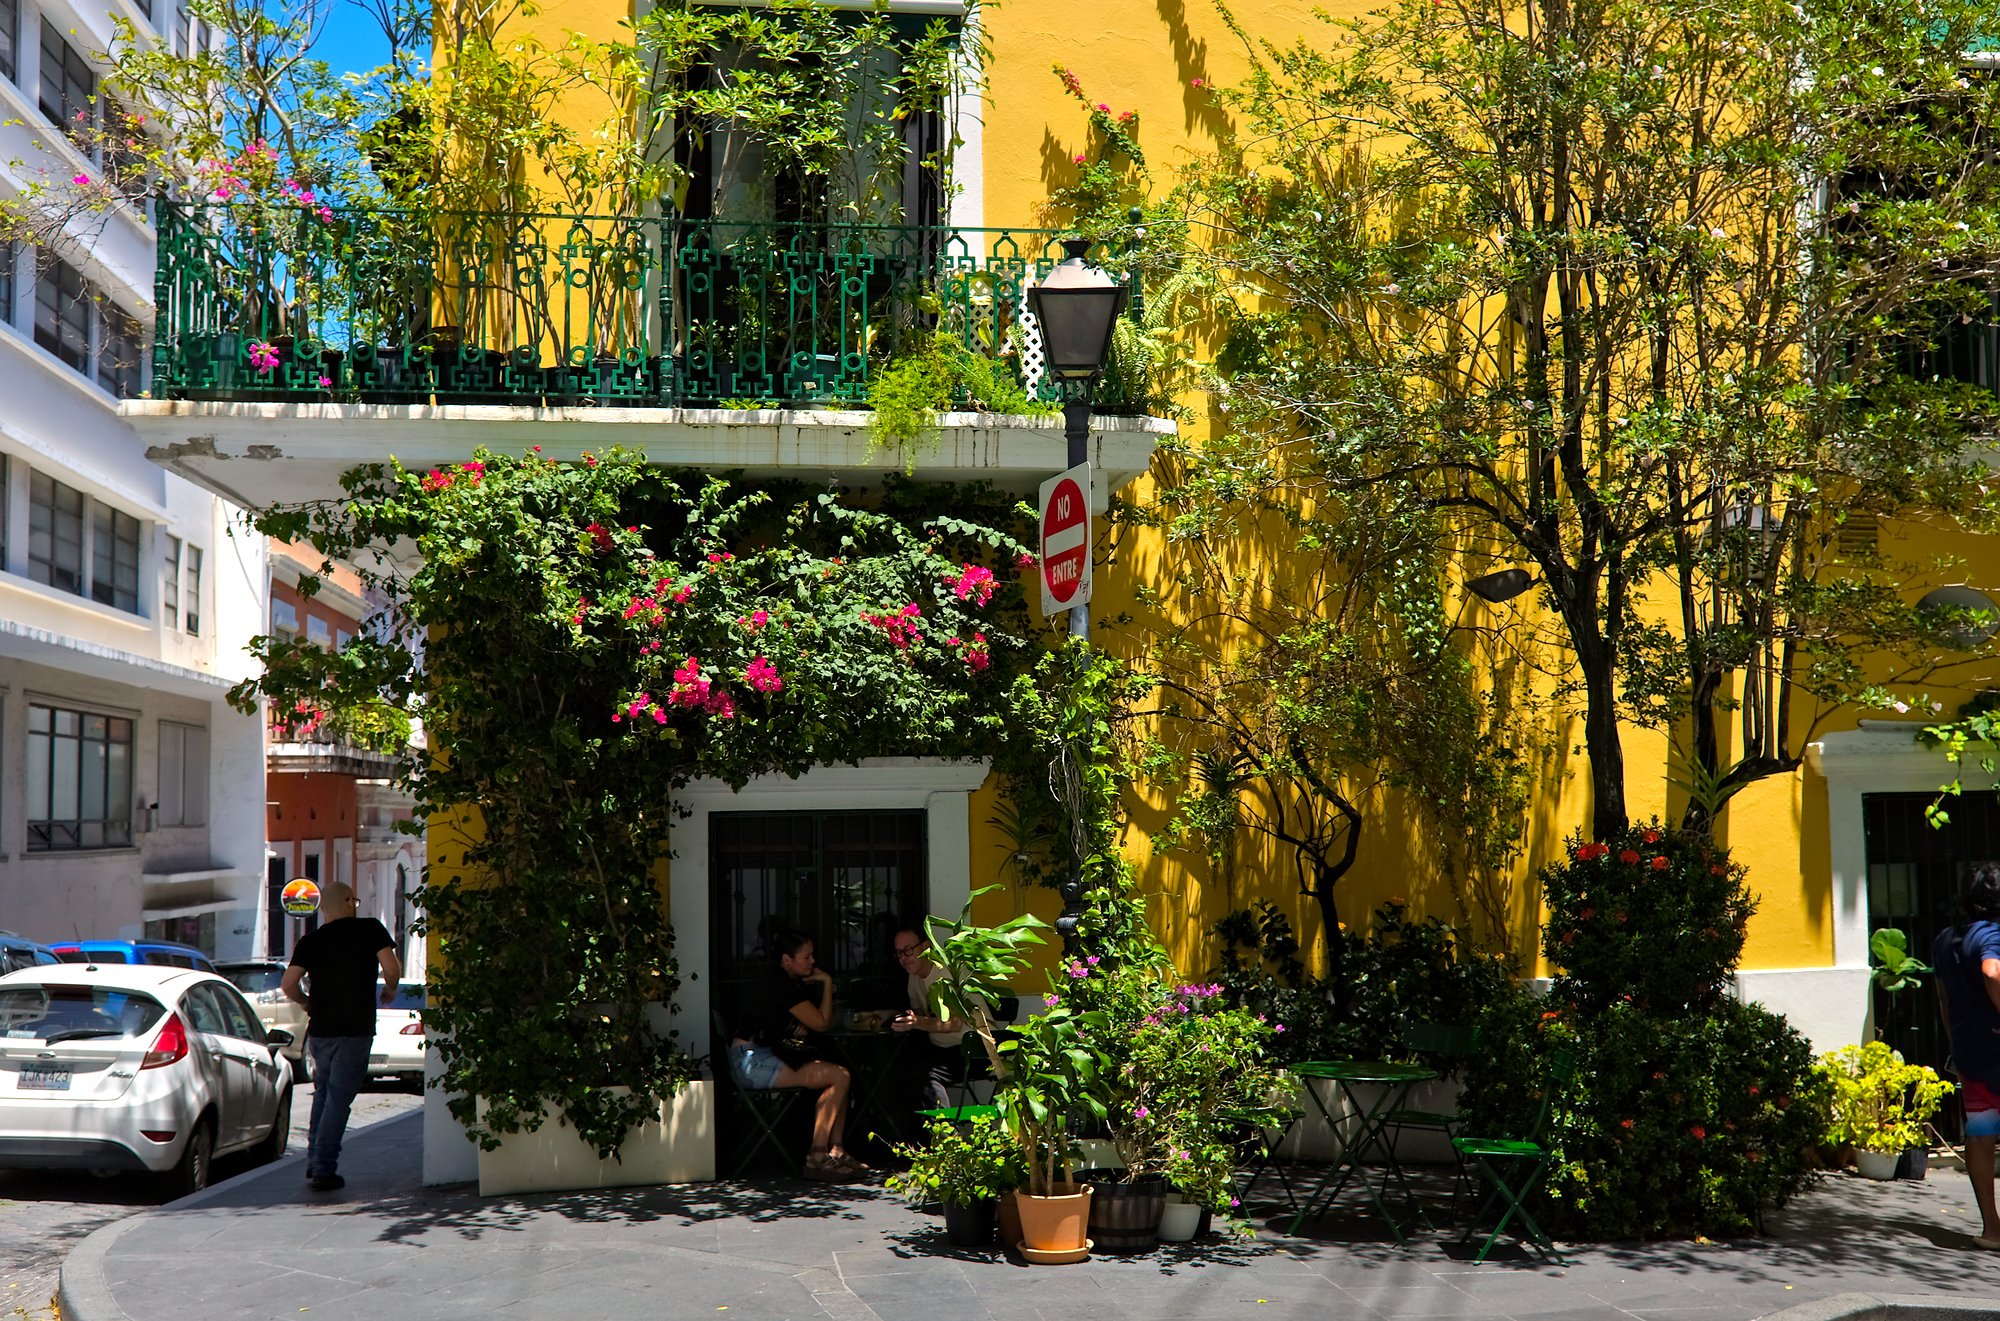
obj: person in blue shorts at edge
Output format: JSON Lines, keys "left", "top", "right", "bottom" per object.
{"left": 728, "top": 929, "right": 866, "bottom": 1183}
{"left": 1934, "top": 864, "right": 2000, "bottom": 1248}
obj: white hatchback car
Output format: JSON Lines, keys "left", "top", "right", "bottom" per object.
{"left": 0, "top": 964, "right": 294, "bottom": 1197}
{"left": 370, "top": 981, "right": 426, "bottom": 1088}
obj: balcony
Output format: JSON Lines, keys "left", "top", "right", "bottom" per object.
{"left": 123, "top": 201, "right": 1172, "bottom": 509}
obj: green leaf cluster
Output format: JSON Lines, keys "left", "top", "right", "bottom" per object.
{"left": 230, "top": 449, "right": 1032, "bottom": 1156}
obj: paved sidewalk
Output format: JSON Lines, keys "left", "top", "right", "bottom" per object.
{"left": 57, "top": 1112, "right": 2000, "bottom": 1321}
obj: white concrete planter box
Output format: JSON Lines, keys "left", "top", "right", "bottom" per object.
{"left": 475, "top": 1081, "right": 715, "bottom": 1196}
{"left": 1275, "top": 1076, "right": 1463, "bottom": 1164}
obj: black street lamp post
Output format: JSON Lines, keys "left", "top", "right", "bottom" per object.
{"left": 1026, "top": 238, "right": 1129, "bottom": 956}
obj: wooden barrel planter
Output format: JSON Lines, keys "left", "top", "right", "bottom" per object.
{"left": 1079, "top": 1170, "right": 1166, "bottom": 1253}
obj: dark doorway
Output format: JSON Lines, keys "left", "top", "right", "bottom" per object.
{"left": 709, "top": 810, "right": 927, "bottom": 1035}
{"left": 1864, "top": 789, "right": 2000, "bottom": 1139}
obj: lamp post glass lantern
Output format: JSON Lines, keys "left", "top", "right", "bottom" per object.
{"left": 1028, "top": 238, "right": 1130, "bottom": 382}
{"left": 1028, "top": 237, "right": 1129, "bottom": 957}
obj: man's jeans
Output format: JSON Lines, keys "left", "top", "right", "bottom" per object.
{"left": 306, "top": 1035, "right": 371, "bottom": 1177}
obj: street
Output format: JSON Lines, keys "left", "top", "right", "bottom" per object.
{"left": 0, "top": 1079, "right": 423, "bottom": 1320}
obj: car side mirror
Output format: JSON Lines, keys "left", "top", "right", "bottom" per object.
{"left": 266, "top": 1028, "right": 295, "bottom": 1049}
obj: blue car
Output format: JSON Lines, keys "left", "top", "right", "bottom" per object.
{"left": 47, "top": 941, "right": 216, "bottom": 973}
{"left": 0, "top": 931, "right": 59, "bottom": 976}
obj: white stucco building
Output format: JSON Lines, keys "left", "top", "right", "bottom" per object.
{"left": 0, "top": 0, "right": 267, "bottom": 957}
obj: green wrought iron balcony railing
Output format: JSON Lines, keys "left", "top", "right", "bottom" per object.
{"left": 149, "top": 199, "right": 1151, "bottom": 412}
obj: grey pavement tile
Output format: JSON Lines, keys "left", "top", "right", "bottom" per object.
{"left": 1336, "top": 1284, "right": 1491, "bottom": 1319}
{"left": 1623, "top": 1311, "right": 1747, "bottom": 1321}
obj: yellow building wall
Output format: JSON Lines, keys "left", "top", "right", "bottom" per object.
{"left": 973, "top": 0, "right": 2000, "bottom": 982}
{"left": 422, "top": 0, "right": 2000, "bottom": 995}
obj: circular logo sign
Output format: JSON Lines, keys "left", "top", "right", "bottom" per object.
{"left": 281, "top": 878, "right": 322, "bottom": 916}
{"left": 1040, "top": 475, "right": 1089, "bottom": 607}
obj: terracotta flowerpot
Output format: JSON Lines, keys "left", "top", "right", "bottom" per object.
{"left": 1015, "top": 1183, "right": 1092, "bottom": 1253}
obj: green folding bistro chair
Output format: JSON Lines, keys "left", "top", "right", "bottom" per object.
{"left": 1384, "top": 1023, "right": 1485, "bottom": 1213}
{"left": 1451, "top": 1045, "right": 1578, "bottom": 1264}
{"left": 711, "top": 1012, "right": 813, "bottom": 1177}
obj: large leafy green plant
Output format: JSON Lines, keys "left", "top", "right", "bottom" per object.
{"left": 232, "top": 449, "right": 1030, "bottom": 1155}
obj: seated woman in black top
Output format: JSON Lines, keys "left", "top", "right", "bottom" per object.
{"left": 727, "top": 930, "right": 864, "bottom": 1182}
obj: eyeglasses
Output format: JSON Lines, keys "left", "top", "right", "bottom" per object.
{"left": 893, "top": 944, "right": 922, "bottom": 957}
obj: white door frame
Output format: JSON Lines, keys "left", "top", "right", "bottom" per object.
{"left": 1784, "top": 723, "right": 1990, "bottom": 1051}
{"left": 669, "top": 756, "right": 992, "bottom": 1059}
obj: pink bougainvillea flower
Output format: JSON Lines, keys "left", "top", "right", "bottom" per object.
{"left": 744, "top": 656, "right": 783, "bottom": 694}
{"left": 316, "top": 375, "right": 331, "bottom": 389}
{"left": 1190, "top": 77, "right": 1207, "bottom": 88}
{"left": 71, "top": 174, "right": 90, "bottom": 186}
{"left": 1073, "top": 154, "right": 1086, "bottom": 165}
{"left": 584, "top": 522, "right": 615, "bottom": 553}
{"left": 950, "top": 564, "right": 997, "bottom": 606}
{"left": 1014, "top": 551, "right": 1038, "bottom": 572}
{"left": 420, "top": 468, "right": 453, "bottom": 494}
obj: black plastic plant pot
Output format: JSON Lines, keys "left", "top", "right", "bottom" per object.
{"left": 940, "top": 1197, "right": 997, "bottom": 1247}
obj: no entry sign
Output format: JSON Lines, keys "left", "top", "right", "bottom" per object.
{"left": 1038, "top": 462, "right": 1092, "bottom": 618}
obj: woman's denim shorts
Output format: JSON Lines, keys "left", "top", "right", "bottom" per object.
{"left": 728, "top": 1042, "right": 784, "bottom": 1090}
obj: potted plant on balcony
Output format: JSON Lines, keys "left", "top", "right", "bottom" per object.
{"left": 1819, "top": 1041, "right": 1953, "bottom": 1181}
{"left": 888, "top": 1111, "right": 1022, "bottom": 1247}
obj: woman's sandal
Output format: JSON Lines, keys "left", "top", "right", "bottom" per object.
{"left": 804, "top": 1151, "right": 868, "bottom": 1183}
{"left": 803, "top": 1152, "right": 858, "bottom": 1183}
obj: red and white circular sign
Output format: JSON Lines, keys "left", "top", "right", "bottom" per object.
{"left": 1038, "top": 465, "right": 1092, "bottom": 616}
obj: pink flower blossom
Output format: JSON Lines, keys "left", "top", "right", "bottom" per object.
{"left": 1133, "top": 1105, "right": 1148, "bottom": 1119}
{"left": 1073, "top": 154, "right": 1086, "bottom": 165}
{"left": 248, "top": 341, "right": 280, "bottom": 375}
{"left": 71, "top": 174, "right": 89, "bottom": 186}
{"left": 950, "top": 564, "right": 997, "bottom": 606}
{"left": 316, "top": 374, "right": 331, "bottom": 388}
{"left": 743, "top": 656, "right": 783, "bottom": 694}
{"left": 1190, "top": 77, "right": 1207, "bottom": 88}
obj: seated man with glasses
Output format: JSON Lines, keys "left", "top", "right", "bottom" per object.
{"left": 889, "top": 928, "right": 993, "bottom": 1108}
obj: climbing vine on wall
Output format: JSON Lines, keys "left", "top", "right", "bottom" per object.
{"left": 231, "top": 450, "right": 1034, "bottom": 1155}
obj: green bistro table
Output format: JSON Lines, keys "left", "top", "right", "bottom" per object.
{"left": 1286, "top": 1060, "right": 1438, "bottom": 1239}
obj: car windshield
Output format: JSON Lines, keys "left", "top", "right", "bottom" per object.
{"left": 380, "top": 983, "right": 424, "bottom": 1011}
{"left": 222, "top": 966, "right": 286, "bottom": 993}
{"left": 0, "top": 985, "right": 166, "bottom": 1042}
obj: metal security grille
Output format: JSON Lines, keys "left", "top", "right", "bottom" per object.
{"left": 1864, "top": 790, "right": 2000, "bottom": 1138}
{"left": 709, "top": 810, "right": 926, "bottom": 1032}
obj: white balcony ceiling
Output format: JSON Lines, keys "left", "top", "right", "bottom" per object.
{"left": 122, "top": 402, "right": 1170, "bottom": 514}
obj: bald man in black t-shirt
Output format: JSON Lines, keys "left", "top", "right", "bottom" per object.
{"left": 281, "top": 881, "right": 401, "bottom": 1192}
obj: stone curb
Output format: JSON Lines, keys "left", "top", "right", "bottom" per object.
{"left": 1763, "top": 1294, "right": 2000, "bottom": 1321}
{"left": 56, "top": 1110, "right": 395, "bottom": 1321}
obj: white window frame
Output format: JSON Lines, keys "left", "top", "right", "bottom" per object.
{"left": 156, "top": 720, "right": 208, "bottom": 828}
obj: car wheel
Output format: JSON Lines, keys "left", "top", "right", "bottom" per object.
{"left": 166, "top": 1117, "right": 214, "bottom": 1199}
{"left": 253, "top": 1087, "right": 293, "bottom": 1166}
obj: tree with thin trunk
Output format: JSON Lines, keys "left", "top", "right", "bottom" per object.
{"left": 1170, "top": 0, "right": 2000, "bottom": 839}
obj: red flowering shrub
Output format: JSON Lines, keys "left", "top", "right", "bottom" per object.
{"left": 1462, "top": 821, "right": 1828, "bottom": 1238}
{"left": 1543, "top": 819, "right": 1752, "bottom": 1014}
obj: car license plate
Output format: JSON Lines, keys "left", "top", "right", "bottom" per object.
{"left": 19, "top": 1066, "right": 70, "bottom": 1091}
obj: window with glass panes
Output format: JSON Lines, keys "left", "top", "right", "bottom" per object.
{"left": 0, "top": 0, "right": 17, "bottom": 84}
{"left": 96, "top": 305, "right": 142, "bottom": 396}
{"left": 0, "top": 241, "right": 14, "bottom": 325}
{"left": 162, "top": 535, "right": 180, "bottom": 628}
{"left": 38, "top": 21, "right": 93, "bottom": 147}
{"left": 89, "top": 504, "right": 138, "bottom": 612}
{"left": 183, "top": 545, "right": 202, "bottom": 634}
{"left": 27, "top": 704, "right": 133, "bottom": 851}
{"left": 34, "top": 258, "right": 88, "bottom": 371}
{"left": 28, "top": 471, "right": 84, "bottom": 595}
